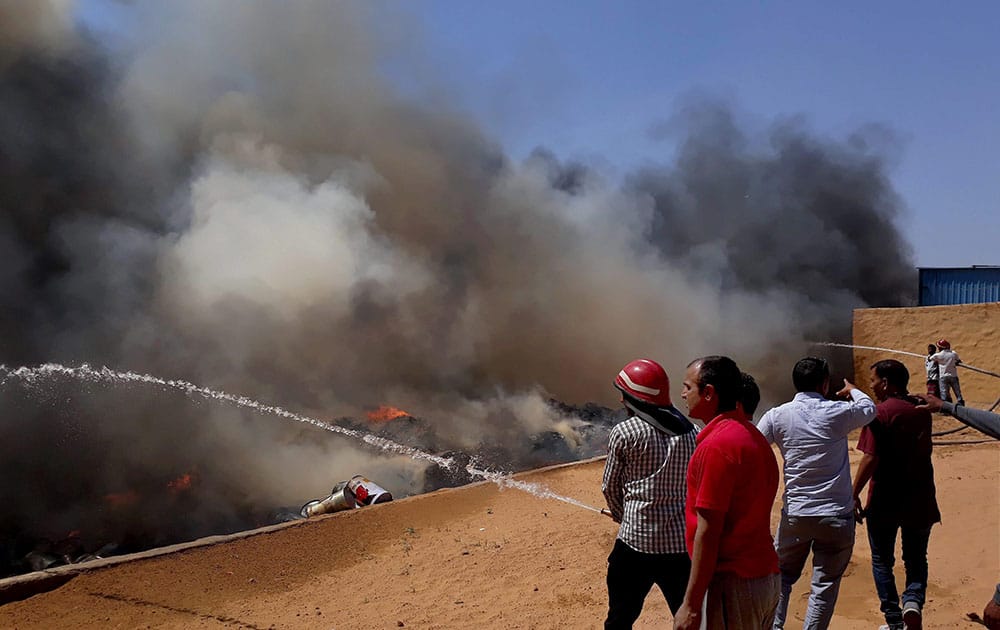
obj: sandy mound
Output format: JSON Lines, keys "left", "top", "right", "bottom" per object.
{"left": 0, "top": 439, "right": 996, "bottom": 629}
{"left": 853, "top": 303, "right": 1000, "bottom": 408}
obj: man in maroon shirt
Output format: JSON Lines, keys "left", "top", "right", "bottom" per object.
{"left": 673, "top": 355, "right": 780, "bottom": 630}
{"left": 853, "top": 359, "right": 940, "bottom": 630}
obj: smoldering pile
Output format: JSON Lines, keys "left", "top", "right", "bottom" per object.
{"left": 0, "top": 371, "right": 620, "bottom": 578}
{"left": 1, "top": 2, "right": 915, "bottom": 578}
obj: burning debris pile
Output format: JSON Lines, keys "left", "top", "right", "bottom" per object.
{"left": 342, "top": 400, "right": 624, "bottom": 491}
{"left": 0, "top": 370, "right": 619, "bottom": 579}
{"left": 17, "top": 470, "right": 204, "bottom": 573}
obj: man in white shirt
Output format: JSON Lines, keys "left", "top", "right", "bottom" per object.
{"left": 924, "top": 344, "right": 940, "bottom": 398}
{"left": 929, "top": 339, "right": 964, "bottom": 406}
{"left": 756, "top": 357, "right": 877, "bottom": 629}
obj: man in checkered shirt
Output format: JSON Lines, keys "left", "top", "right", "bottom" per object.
{"left": 602, "top": 359, "right": 698, "bottom": 629}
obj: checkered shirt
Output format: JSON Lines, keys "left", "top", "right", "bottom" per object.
{"left": 602, "top": 413, "right": 698, "bottom": 554}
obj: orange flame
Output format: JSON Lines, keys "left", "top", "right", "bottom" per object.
{"left": 104, "top": 490, "right": 140, "bottom": 508}
{"left": 167, "top": 472, "right": 195, "bottom": 494}
{"left": 366, "top": 405, "right": 410, "bottom": 422}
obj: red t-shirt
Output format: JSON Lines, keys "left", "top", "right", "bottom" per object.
{"left": 856, "top": 395, "right": 941, "bottom": 527}
{"left": 686, "top": 411, "right": 779, "bottom": 578}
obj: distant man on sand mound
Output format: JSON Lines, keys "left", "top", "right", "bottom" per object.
{"left": 673, "top": 356, "right": 780, "bottom": 630}
{"left": 602, "top": 358, "right": 698, "bottom": 629}
{"left": 924, "top": 344, "right": 940, "bottom": 399}
{"left": 928, "top": 339, "right": 964, "bottom": 406}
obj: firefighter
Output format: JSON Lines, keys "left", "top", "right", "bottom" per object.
{"left": 601, "top": 359, "right": 697, "bottom": 629}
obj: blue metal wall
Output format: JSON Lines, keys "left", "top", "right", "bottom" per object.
{"left": 918, "top": 267, "right": 1000, "bottom": 306}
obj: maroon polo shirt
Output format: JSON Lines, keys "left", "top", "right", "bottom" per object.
{"left": 857, "top": 395, "right": 941, "bottom": 527}
{"left": 685, "top": 411, "right": 779, "bottom": 578}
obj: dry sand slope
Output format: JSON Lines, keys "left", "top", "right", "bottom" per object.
{"left": 1, "top": 440, "right": 997, "bottom": 629}
{"left": 853, "top": 303, "right": 1000, "bottom": 408}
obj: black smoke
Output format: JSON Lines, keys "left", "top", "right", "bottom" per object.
{"left": 636, "top": 103, "right": 913, "bottom": 329}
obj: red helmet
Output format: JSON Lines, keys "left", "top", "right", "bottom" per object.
{"left": 614, "top": 359, "right": 672, "bottom": 407}
{"left": 937, "top": 339, "right": 950, "bottom": 349}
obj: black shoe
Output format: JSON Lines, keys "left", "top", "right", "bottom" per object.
{"left": 902, "top": 601, "right": 922, "bottom": 630}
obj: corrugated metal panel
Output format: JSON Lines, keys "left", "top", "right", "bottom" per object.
{"left": 918, "top": 267, "right": 1000, "bottom": 306}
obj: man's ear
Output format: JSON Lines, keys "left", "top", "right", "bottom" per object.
{"left": 703, "top": 383, "right": 716, "bottom": 401}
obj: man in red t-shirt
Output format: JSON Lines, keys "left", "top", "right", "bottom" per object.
{"left": 853, "top": 359, "right": 940, "bottom": 630}
{"left": 673, "top": 355, "right": 780, "bottom": 630}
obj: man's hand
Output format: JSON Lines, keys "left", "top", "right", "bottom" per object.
{"left": 835, "top": 378, "right": 857, "bottom": 400}
{"left": 984, "top": 596, "right": 1000, "bottom": 629}
{"left": 983, "top": 599, "right": 1000, "bottom": 630}
{"left": 853, "top": 496, "right": 866, "bottom": 524}
{"left": 914, "top": 393, "right": 944, "bottom": 413}
{"left": 673, "top": 602, "right": 702, "bottom": 630}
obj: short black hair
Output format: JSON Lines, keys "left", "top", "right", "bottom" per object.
{"left": 740, "top": 372, "right": 761, "bottom": 417}
{"left": 792, "top": 357, "right": 829, "bottom": 393}
{"left": 927, "top": 344, "right": 937, "bottom": 354}
{"left": 690, "top": 355, "right": 742, "bottom": 412}
{"left": 871, "top": 359, "right": 909, "bottom": 391}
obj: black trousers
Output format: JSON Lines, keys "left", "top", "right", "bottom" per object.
{"left": 605, "top": 538, "right": 692, "bottom": 629}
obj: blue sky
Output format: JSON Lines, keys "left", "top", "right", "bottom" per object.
{"left": 78, "top": 1, "right": 999, "bottom": 268}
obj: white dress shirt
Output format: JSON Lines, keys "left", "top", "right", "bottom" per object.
{"left": 757, "top": 389, "right": 875, "bottom": 517}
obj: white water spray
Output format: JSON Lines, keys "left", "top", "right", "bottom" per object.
{"left": 467, "top": 467, "right": 602, "bottom": 513}
{"left": 812, "top": 342, "right": 922, "bottom": 358}
{"left": 0, "top": 363, "right": 601, "bottom": 513}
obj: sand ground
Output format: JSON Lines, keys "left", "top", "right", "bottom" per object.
{"left": 0, "top": 428, "right": 997, "bottom": 630}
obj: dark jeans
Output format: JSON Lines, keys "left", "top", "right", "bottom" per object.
{"left": 605, "top": 539, "right": 691, "bottom": 629}
{"left": 866, "top": 519, "right": 933, "bottom": 627}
